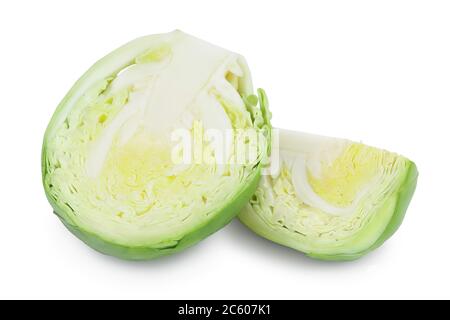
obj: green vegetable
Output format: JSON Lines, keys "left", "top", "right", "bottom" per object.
{"left": 43, "top": 30, "right": 416, "bottom": 262}
{"left": 42, "top": 30, "right": 270, "bottom": 260}
{"left": 239, "top": 129, "right": 418, "bottom": 261}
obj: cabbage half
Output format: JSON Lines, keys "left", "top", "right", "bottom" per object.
{"left": 239, "top": 129, "right": 418, "bottom": 261}
{"left": 42, "top": 31, "right": 271, "bottom": 260}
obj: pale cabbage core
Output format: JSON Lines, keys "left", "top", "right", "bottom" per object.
{"left": 249, "top": 130, "right": 409, "bottom": 247}
{"left": 44, "top": 32, "right": 258, "bottom": 246}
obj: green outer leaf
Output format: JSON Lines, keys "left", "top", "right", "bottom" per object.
{"left": 239, "top": 161, "right": 418, "bottom": 262}
{"left": 257, "top": 88, "right": 272, "bottom": 129}
{"left": 307, "top": 161, "right": 418, "bottom": 261}
{"left": 48, "top": 167, "right": 261, "bottom": 260}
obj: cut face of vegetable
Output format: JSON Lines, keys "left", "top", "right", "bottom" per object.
{"left": 239, "top": 129, "right": 418, "bottom": 261}
{"left": 42, "top": 30, "right": 271, "bottom": 260}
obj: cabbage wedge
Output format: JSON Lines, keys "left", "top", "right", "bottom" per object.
{"left": 239, "top": 129, "right": 418, "bottom": 261}
{"left": 42, "top": 31, "right": 271, "bottom": 260}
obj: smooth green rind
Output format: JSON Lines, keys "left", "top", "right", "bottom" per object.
{"left": 307, "top": 161, "right": 418, "bottom": 261}
{"left": 238, "top": 159, "right": 418, "bottom": 261}
{"left": 49, "top": 168, "right": 261, "bottom": 260}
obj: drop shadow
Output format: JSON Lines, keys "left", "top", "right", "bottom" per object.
{"left": 70, "top": 219, "right": 386, "bottom": 270}
{"left": 224, "top": 219, "right": 387, "bottom": 270}
{"left": 79, "top": 230, "right": 222, "bottom": 271}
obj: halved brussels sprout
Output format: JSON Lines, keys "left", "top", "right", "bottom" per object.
{"left": 239, "top": 129, "right": 418, "bottom": 261}
{"left": 42, "top": 31, "right": 271, "bottom": 260}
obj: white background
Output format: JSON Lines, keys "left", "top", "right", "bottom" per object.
{"left": 0, "top": 0, "right": 449, "bottom": 300}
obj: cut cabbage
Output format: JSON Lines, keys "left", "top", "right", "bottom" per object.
{"left": 42, "top": 31, "right": 271, "bottom": 260}
{"left": 239, "top": 129, "right": 418, "bottom": 261}
{"left": 42, "top": 29, "right": 416, "bottom": 262}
